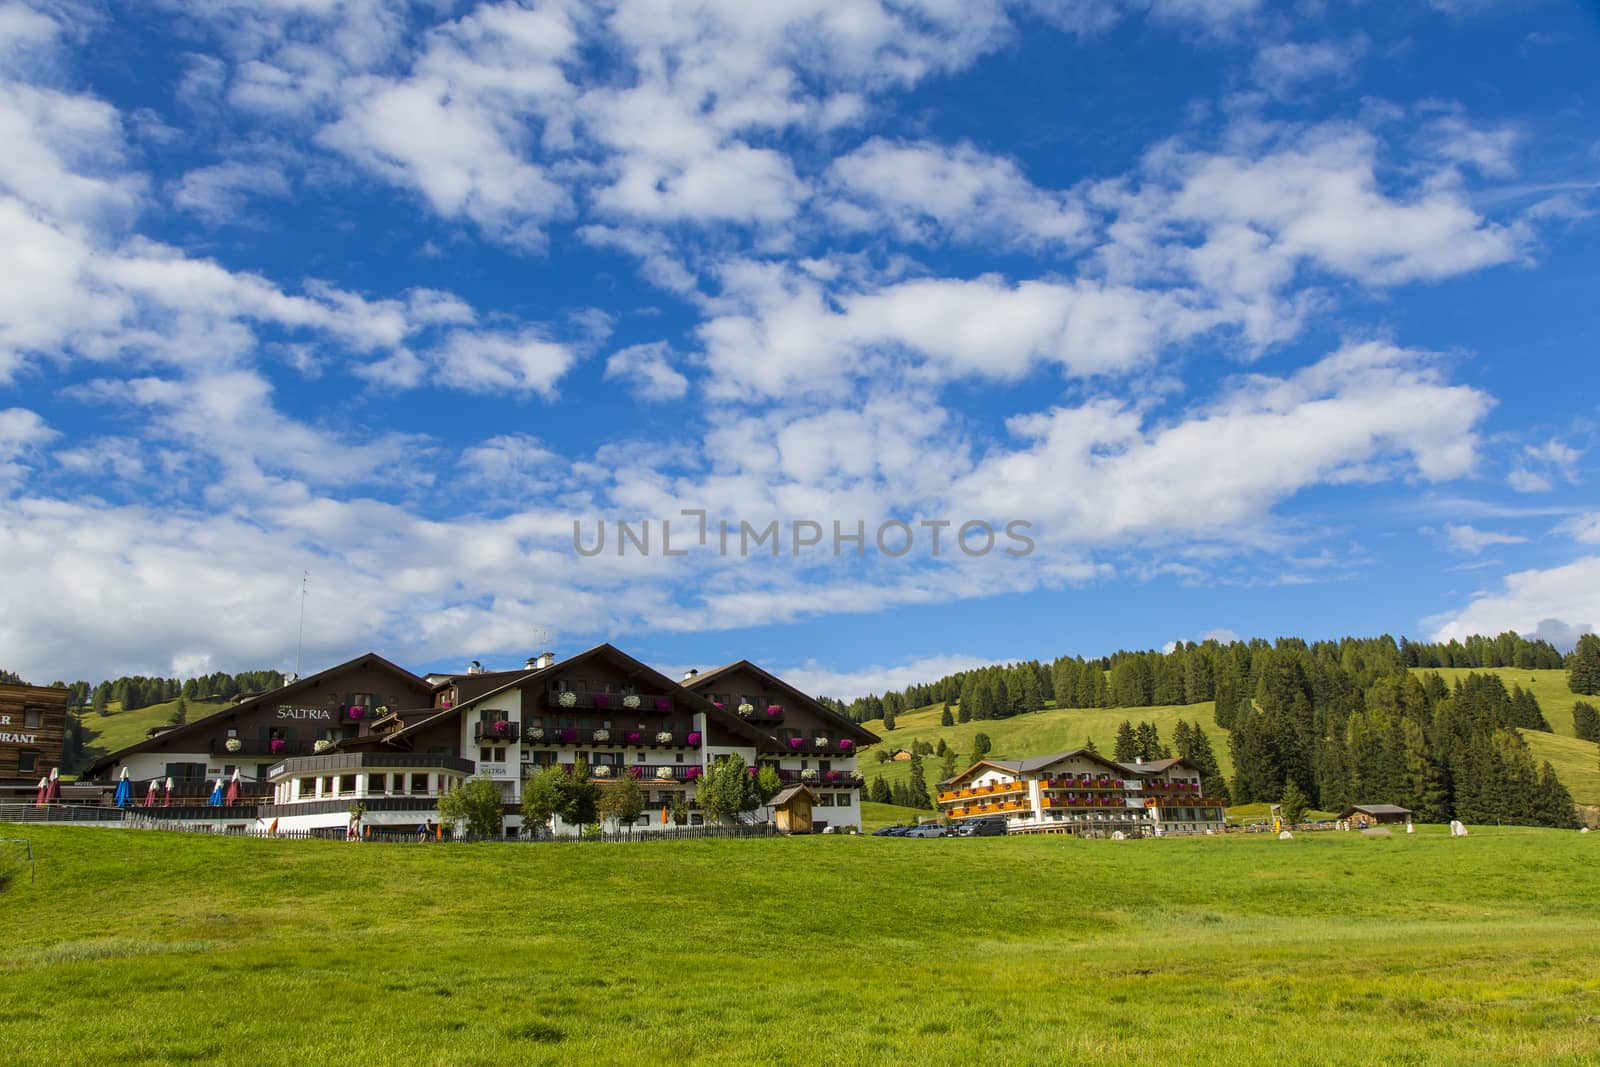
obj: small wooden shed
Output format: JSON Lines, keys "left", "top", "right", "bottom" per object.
{"left": 769, "top": 785, "right": 819, "bottom": 834}
{"left": 1341, "top": 804, "right": 1413, "bottom": 828}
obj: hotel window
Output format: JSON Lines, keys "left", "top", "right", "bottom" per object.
{"left": 24, "top": 709, "right": 43, "bottom": 729}
{"left": 675, "top": 753, "right": 684, "bottom": 763}
{"left": 17, "top": 749, "right": 38, "bottom": 773}
{"left": 339, "top": 775, "right": 357, "bottom": 795}
{"left": 819, "top": 760, "right": 831, "bottom": 772}
{"left": 226, "top": 727, "right": 238, "bottom": 739}
{"left": 494, "top": 748, "right": 506, "bottom": 761}
{"left": 817, "top": 794, "right": 834, "bottom": 807}
{"left": 480, "top": 747, "right": 491, "bottom": 762}
{"left": 392, "top": 776, "right": 407, "bottom": 795}
{"left": 411, "top": 773, "right": 430, "bottom": 794}
{"left": 368, "top": 774, "right": 386, "bottom": 794}
{"left": 323, "top": 776, "right": 335, "bottom": 795}
{"left": 348, "top": 693, "right": 375, "bottom": 709}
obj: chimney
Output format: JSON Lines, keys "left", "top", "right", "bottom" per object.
{"left": 468, "top": 659, "right": 483, "bottom": 675}
{"left": 532, "top": 651, "right": 555, "bottom": 669}
{"left": 1135, "top": 756, "right": 1144, "bottom": 765}
{"left": 682, "top": 668, "right": 699, "bottom": 682}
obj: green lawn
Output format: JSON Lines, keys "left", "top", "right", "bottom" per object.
{"left": 1, "top": 824, "right": 1597, "bottom": 1064}
{"left": 859, "top": 800, "right": 931, "bottom": 830}
{"left": 73, "top": 698, "right": 230, "bottom": 772}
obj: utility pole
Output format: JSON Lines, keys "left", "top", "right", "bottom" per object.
{"left": 295, "top": 571, "right": 309, "bottom": 680}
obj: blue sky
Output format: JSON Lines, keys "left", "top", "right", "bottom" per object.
{"left": 1, "top": 0, "right": 1597, "bottom": 696}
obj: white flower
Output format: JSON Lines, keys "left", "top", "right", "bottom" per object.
{"left": 655, "top": 731, "right": 673, "bottom": 744}
{"left": 737, "top": 702, "right": 754, "bottom": 716}
{"left": 225, "top": 738, "right": 242, "bottom": 753}
{"left": 558, "top": 691, "right": 577, "bottom": 708}
{"left": 814, "top": 737, "right": 830, "bottom": 748}
{"left": 801, "top": 769, "right": 818, "bottom": 781}
{"left": 528, "top": 728, "right": 545, "bottom": 741}
{"left": 656, "top": 767, "right": 675, "bottom": 780}
{"left": 313, "top": 740, "right": 332, "bottom": 754}
{"left": 593, "top": 729, "right": 610, "bottom": 742}
{"left": 622, "top": 694, "right": 641, "bottom": 709}
{"left": 592, "top": 765, "right": 612, "bottom": 778}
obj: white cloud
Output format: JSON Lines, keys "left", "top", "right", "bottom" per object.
{"left": 1508, "top": 468, "right": 1551, "bottom": 493}
{"left": 823, "top": 138, "right": 1090, "bottom": 248}
{"left": 170, "top": 159, "right": 291, "bottom": 222}
{"left": 1556, "top": 512, "right": 1600, "bottom": 544}
{"left": 1443, "top": 523, "right": 1528, "bottom": 555}
{"left": 605, "top": 341, "right": 689, "bottom": 401}
{"left": 1430, "top": 556, "right": 1600, "bottom": 647}
{"left": 458, "top": 434, "right": 564, "bottom": 497}
{"left": 0, "top": 405, "right": 55, "bottom": 488}
{"left": 770, "top": 652, "right": 995, "bottom": 701}
{"left": 1253, "top": 37, "right": 1367, "bottom": 96}
{"left": 431, "top": 328, "right": 579, "bottom": 396}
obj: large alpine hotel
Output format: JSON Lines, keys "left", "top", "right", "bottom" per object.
{"left": 81, "top": 645, "right": 879, "bottom": 835}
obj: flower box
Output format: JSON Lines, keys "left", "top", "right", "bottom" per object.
{"left": 348, "top": 705, "right": 366, "bottom": 720}
{"left": 823, "top": 771, "right": 841, "bottom": 783}
{"left": 592, "top": 694, "right": 610, "bottom": 709}
{"left": 623, "top": 694, "right": 641, "bottom": 709}
{"left": 656, "top": 767, "right": 675, "bottom": 780}
{"left": 625, "top": 731, "right": 643, "bottom": 744}
{"left": 801, "top": 769, "right": 818, "bottom": 782}
{"left": 788, "top": 737, "right": 804, "bottom": 750}
{"left": 593, "top": 729, "right": 611, "bottom": 743}
{"left": 270, "top": 739, "right": 286, "bottom": 754}
{"left": 592, "top": 765, "right": 612, "bottom": 778}
{"left": 655, "top": 697, "right": 670, "bottom": 711}
{"left": 838, "top": 739, "right": 854, "bottom": 751}
{"left": 814, "top": 737, "right": 830, "bottom": 749}
{"left": 492, "top": 720, "right": 512, "bottom": 734}
{"left": 737, "top": 702, "right": 755, "bottom": 717}
{"left": 225, "top": 738, "right": 242, "bottom": 753}
{"left": 766, "top": 705, "right": 782, "bottom": 717}
{"left": 685, "top": 767, "right": 702, "bottom": 781}
{"left": 558, "top": 691, "right": 577, "bottom": 708}
{"left": 313, "top": 739, "right": 333, "bottom": 754}
{"left": 373, "top": 705, "right": 388, "bottom": 718}
{"left": 654, "top": 731, "right": 673, "bottom": 744}
{"left": 528, "top": 727, "right": 545, "bottom": 741}
{"left": 558, "top": 729, "right": 577, "bottom": 743}
{"left": 686, "top": 731, "right": 701, "bottom": 747}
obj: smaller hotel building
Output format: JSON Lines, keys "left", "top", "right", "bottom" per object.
{"left": 936, "top": 750, "right": 1227, "bottom": 836}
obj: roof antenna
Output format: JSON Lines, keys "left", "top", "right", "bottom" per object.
{"left": 295, "top": 570, "right": 309, "bottom": 681}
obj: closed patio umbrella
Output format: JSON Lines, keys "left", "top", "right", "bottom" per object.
{"left": 144, "top": 777, "right": 160, "bottom": 806}
{"left": 224, "top": 769, "right": 240, "bottom": 806}
{"left": 163, "top": 776, "right": 174, "bottom": 807}
{"left": 113, "top": 768, "right": 131, "bottom": 808}
{"left": 208, "top": 777, "right": 224, "bottom": 806}
{"left": 45, "top": 768, "right": 61, "bottom": 803}
{"left": 35, "top": 776, "right": 48, "bottom": 807}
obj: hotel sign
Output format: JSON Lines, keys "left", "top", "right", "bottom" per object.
{"left": 0, "top": 715, "right": 39, "bottom": 745}
{"left": 277, "top": 706, "right": 333, "bottom": 721}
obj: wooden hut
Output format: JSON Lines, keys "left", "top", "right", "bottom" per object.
{"left": 769, "top": 785, "right": 819, "bottom": 834}
{"left": 1341, "top": 804, "right": 1413, "bottom": 829}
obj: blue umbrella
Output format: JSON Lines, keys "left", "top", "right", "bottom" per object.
{"left": 208, "top": 777, "right": 224, "bottom": 806}
{"left": 113, "top": 768, "right": 131, "bottom": 808}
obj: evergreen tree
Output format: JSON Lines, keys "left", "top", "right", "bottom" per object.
{"left": 1568, "top": 633, "right": 1600, "bottom": 695}
{"left": 1279, "top": 778, "right": 1308, "bottom": 826}
{"left": 972, "top": 732, "right": 992, "bottom": 759}
{"left": 1083, "top": 735, "right": 1099, "bottom": 755}
{"left": 940, "top": 751, "right": 958, "bottom": 782}
{"left": 168, "top": 698, "right": 187, "bottom": 725}
{"left": 940, "top": 705, "right": 954, "bottom": 727}
{"left": 882, "top": 707, "right": 897, "bottom": 731}
{"left": 1573, "top": 702, "right": 1600, "bottom": 743}
{"left": 907, "top": 753, "right": 932, "bottom": 810}
{"left": 1113, "top": 721, "right": 1137, "bottom": 762}
{"left": 1534, "top": 762, "right": 1578, "bottom": 829}
{"left": 870, "top": 776, "right": 892, "bottom": 804}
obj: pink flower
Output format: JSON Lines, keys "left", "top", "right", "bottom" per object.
{"left": 626, "top": 731, "right": 642, "bottom": 744}
{"left": 655, "top": 697, "right": 671, "bottom": 711}
{"left": 766, "top": 705, "right": 782, "bottom": 716}
{"left": 686, "top": 731, "right": 702, "bottom": 747}
{"left": 788, "top": 737, "right": 804, "bottom": 750}
{"left": 839, "top": 739, "right": 854, "bottom": 751}
{"left": 685, "top": 767, "right": 701, "bottom": 780}
{"left": 593, "top": 694, "right": 610, "bottom": 709}
{"left": 270, "top": 739, "right": 285, "bottom": 753}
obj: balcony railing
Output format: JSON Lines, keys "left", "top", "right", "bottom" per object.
{"left": 211, "top": 738, "right": 316, "bottom": 758}
{"left": 473, "top": 720, "right": 521, "bottom": 743}
{"left": 523, "top": 727, "right": 696, "bottom": 748}
{"left": 776, "top": 769, "right": 864, "bottom": 788}
{"left": 937, "top": 781, "right": 1027, "bottom": 804}
{"left": 734, "top": 704, "right": 786, "bottom": 723}
{"left": 1144, "top": 796, "right": 1227, "bottom": 808}
{"left": 544, "top": 692, "right": 673, "bottom": 712}
{"left": 1041, "top": 778, "right": 1126, "bottom": 791}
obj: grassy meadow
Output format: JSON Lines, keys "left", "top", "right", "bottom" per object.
{"left": 2, "top": 823, "right": 1598, "bottom": 1065}
{"left": 857, "top": 669, "right": 1600, "bottom": 807}
{"left": 73, "top": 698, "right": 230, "bottom": 771}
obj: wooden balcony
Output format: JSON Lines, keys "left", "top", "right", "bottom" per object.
{"left": 544, "top": 692, "right": 673, "bottom": 712}
{"left": 1041, "top": 778, "right": 1126, "bottom": 792}
{"left": 524, "top": 727, "right": 695, "bottom": 748}
{"left": 936, "top": 781, "right": 1026, "bottom": 804}
{"left": 473, "top": 720, "right": 521, "bottom": 743}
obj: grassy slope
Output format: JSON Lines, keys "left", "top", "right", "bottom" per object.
{"left": 1411, "top": 669, "right": 1600, "bottom": 806}
{"left": 859, "top": 699, "right": 1225, "bottom": 799}
{"left": 857, "top": 669, "right": 1600, "bottom": 807}
{"left": 73, "top": 699, "right": 230, "bottom": 770}
{"left": 859, "top": 801, "right": 933, "bottom": 830}
{"left": 2, "top": 824, "right": 1598, "bottom": 1065}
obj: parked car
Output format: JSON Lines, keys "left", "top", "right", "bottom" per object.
{"left": 904, "top": 823, "right": 945, "bottom": 838}
{"left": 872, "top": 825, "right": 913, "bottom": 836}
{"left": 954, "top": 817, "right": 1007, "bottom": 837}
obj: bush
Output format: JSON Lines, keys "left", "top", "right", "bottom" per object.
{"left": 437, "top": 778, "right": 504, "bottom": 838}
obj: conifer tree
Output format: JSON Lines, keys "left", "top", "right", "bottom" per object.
{"left": 1113, "top": 721, "right": 1137, "bottom": 763}
{"left": 1573, "top": 702, "right": 1600, "bottom": 743}
{"left": 940, "top": 705, "right": 954, "bottom": 727}
{"left": 1568, "top": 633, "right": 1600, "bottom": 695}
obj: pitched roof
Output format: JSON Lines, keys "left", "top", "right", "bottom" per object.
{"left": 83, "top": 652, "right": 432, "bottom": 777}
{"left": 945, "top": 748, "right": 1126, "bottom": 787}
{"left": 681, "top": 659, "right": 881, "bottom": 746}
{"left": 1344, "top": 803, "right": 1413, "bottom": 816}
{"left": 1115, "top": 758, "right": 1196, "bottom": 776}
{"left": 769, "top": 784, "right": 819, "bottom": 807}
{"left": 379, "top": 643, "right": 771, "bottom": 749}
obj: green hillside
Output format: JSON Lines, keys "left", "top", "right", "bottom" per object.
{"left": 857, "top": 666, "right": 1600, "bottom": 809}
{"left": 74, "top": 698, "right": 230, "bottom": 771}
{"left": 3, "top": 824, "right": 1598, "bottom": 1064}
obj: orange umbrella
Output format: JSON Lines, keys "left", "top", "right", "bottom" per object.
{"left": 660, "top": 805, "right": 669, "bottom": 825}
